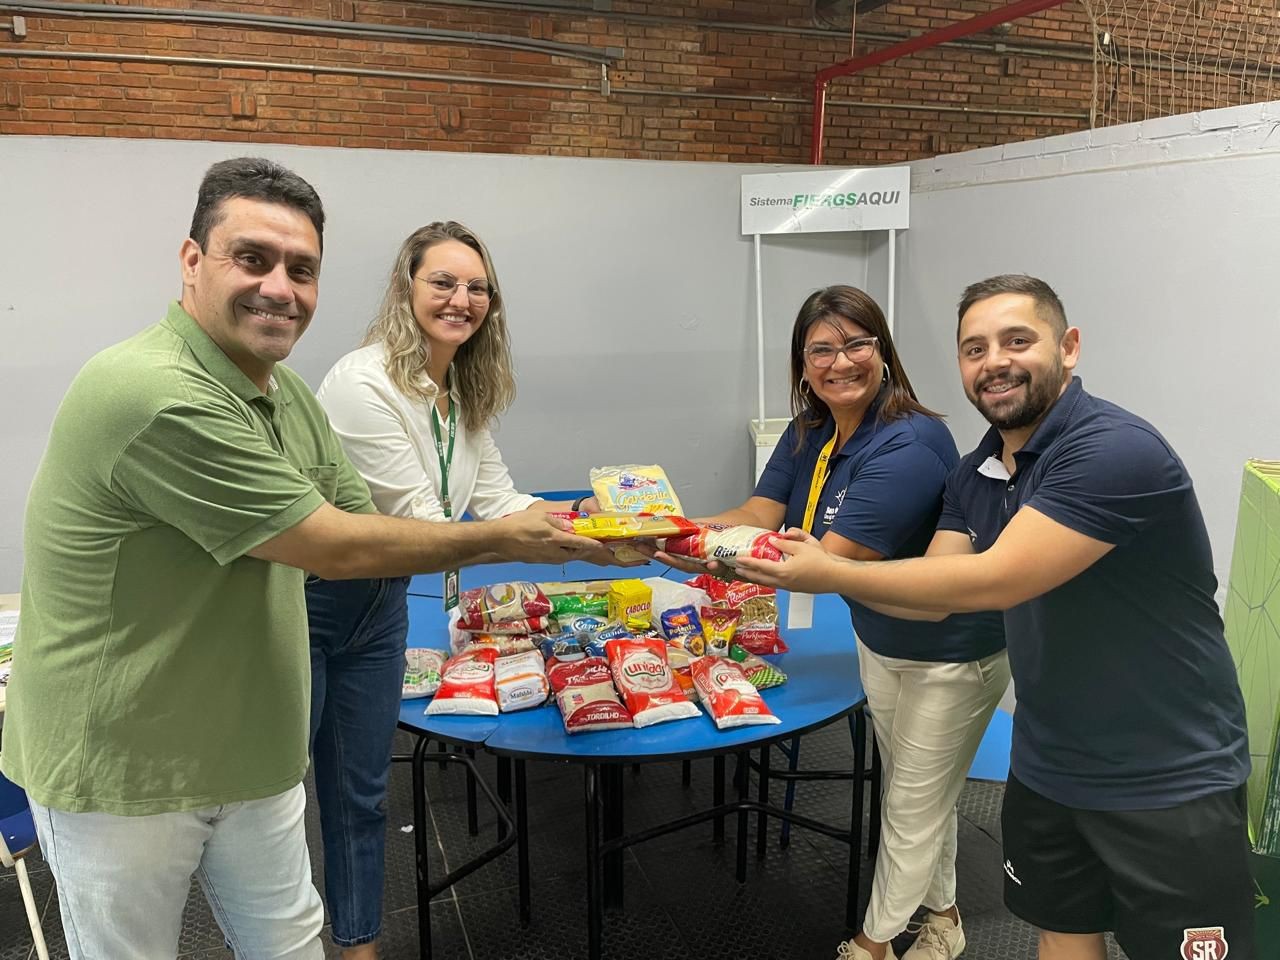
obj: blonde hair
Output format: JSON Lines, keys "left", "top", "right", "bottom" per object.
{"left": 363, "top": 221, "right": 516, "bottom": 432}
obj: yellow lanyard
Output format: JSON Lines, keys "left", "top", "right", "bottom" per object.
{"left": 802, "top": 432, "right": 839, "bottom": 533}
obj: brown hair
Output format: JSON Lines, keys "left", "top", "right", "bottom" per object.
{"left": 789, "top": 285, "right": 941, "bottom": 450}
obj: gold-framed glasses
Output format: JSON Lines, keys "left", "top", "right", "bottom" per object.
{"left": 415, "top": 273, "right": 493, "bottom": 302}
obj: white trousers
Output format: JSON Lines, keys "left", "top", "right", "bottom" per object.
{"left": 858, "top": 642, "right": 1011, "bottom": 942}
{"left": 30, "top": 782, "right": 324, "bottom": 960}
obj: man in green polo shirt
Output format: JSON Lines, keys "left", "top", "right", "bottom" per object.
{"left": 0, "top": 157, "right": 599, "bottom": 960}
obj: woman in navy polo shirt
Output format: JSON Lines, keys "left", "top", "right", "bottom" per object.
{"left": 674, "top": 286, "right": 1007, "bottom": 960}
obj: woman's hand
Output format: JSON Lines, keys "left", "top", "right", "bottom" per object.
{"left": 733, "top": 528, "right": 840, "bottom": 592}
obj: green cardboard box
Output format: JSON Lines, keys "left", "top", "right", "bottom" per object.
{"left": 1225, "top": 460, "right": 1280, "bottom": 859}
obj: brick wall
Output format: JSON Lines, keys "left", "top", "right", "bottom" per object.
{"left": 0, "top": 1, "right": 1275, "bottom": 163}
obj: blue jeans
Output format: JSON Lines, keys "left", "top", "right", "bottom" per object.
{"left": 306, "top": 576, "right": 410, "bottom": 948}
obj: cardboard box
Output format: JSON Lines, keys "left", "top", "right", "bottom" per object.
{"left": 1224, "top": 460, "right": 1280, "bottom": 857}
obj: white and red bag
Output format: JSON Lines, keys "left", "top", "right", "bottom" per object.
{"left": 605, "top": 638, "right": 699, "bottom": 728}
{"left": 662, "top": 523, "right": 782, "bottom": 568}
{"left": 547, "top": 655, "right": 612, "bottom": 694}
{"left": 456, "top": 581, "right": 552, "bottom": 631}
{"left": 495, "top": 650, "right": 549, "bottom": 712}
{"left": 690, "top": 657, "right": 780, "bottom": 730}
{"left": 556, "top": 681, "right": 633, "bottom": 733}
{"left": 425, "top": 648, "right": 499, "bottom": 717}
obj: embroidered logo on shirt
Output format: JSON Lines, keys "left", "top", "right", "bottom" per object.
{"left": 1003, "top": 859, "right": 1022, "bottom": 886}
{"left": 822, "top": 487, "right": 847, "bottom": 526}
{"left": 1181, "top": 927, "right": 1229, "bottom": 960}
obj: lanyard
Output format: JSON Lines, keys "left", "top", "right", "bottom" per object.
{"left": 429, "top": 398, "right": 456, "bottom": 520}
{"left": 801, "top": 432, "right": 840, "bottom": 533}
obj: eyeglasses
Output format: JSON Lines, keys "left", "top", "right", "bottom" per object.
{"left": 415, "top": 273, "right": 493, "bottom": 302}
{"left": 804, "top": 336, "right": 878, "bottom": 368}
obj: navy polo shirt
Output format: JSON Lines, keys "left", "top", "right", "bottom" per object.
{"left": 938, "top": 377, "right": 1249, "bottom": 810}
{"left": 755, "top": 409, "right": 1005, "bottom": 663}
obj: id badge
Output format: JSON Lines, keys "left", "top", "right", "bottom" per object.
{"left": 443, "top": 569, "right": 460, "bottom": 612}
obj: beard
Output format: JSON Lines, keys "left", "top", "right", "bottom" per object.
{"left": 967, "top": 358, "right": 1067, "bottom": 431}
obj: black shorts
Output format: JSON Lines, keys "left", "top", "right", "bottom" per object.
{"left": 1001, "top": 773, "right": 1256, "bottom": 960}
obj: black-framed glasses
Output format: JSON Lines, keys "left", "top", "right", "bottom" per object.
{"left": 804, "top": 336, "right": 878, "bottom": 368}
{"left": 415, "top": 273, "right": 493, "bottom": 302}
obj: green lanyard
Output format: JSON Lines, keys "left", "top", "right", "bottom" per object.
{"left": 429, "top": 398, "right": 456, "bottom": 520}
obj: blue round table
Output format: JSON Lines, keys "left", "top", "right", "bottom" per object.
{"left": 397, "top": 561, "right": 869, "bottom": 960}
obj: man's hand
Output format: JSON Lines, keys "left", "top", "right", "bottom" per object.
{"left": 733, "top": 529, "right": 841, "bottom": 592}
{"left": 492, "top": 511, "right": 611, "bottom": 565}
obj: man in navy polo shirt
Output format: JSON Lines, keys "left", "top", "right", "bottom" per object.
{"left": 736, "top": 275, "right": 1253, "bottom": 960}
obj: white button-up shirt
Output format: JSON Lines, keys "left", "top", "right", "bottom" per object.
{"left": 317, "top": 343, "right": 538, "bottom": 522}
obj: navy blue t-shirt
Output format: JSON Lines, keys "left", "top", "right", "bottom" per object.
{"left": 937, "top": 377, "right": 1249, "bottom": 810}
{"left": 755, "top": 409, "right": 1005, "bottom": 663}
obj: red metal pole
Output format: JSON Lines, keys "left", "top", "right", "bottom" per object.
{"left": 810, "top": 0, "right": 1071, "bottom": 164}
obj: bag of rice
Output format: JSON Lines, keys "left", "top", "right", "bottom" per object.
{"left": 425, "top": 649, "right": 499, "bottom": 716}
{"left": 402, "top": 648, "right": 448, "bottom": 699}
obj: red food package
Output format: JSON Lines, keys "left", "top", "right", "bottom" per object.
{"left": 663, "top": 523, "right": 783, "bottom": 567}
{"left": 425, "top": 648, "right": 499, "bottom": 717}
{"left": 686, "top": 575, "right": 789, "bottom": 655}
{"left": 605, "top": 638, "right": 700, "bottom": 728}
{"left": 547, "top": 655, "right": 613, "bottom": 694}
{"left": 556, "top": 681, "right": 633, "bottom": 734}
{"left": 690, "top": 657, "right": 780, "bottom": 730}
{"left": 456, "top": 581, "right": 552, "bottom": 631}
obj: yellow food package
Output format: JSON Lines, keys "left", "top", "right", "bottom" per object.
{"left": 607, "top": 579, "right": 652, "bottom": 631}
{"left": 589, "top": 465, "right": 684, "bottom": 515}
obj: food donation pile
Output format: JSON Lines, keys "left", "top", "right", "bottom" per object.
{"left": 405, "top": 574, "right": 790, "bottom": 734}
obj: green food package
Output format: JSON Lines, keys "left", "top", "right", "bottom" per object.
{"left": 549, "top": 594, "right": 609, "bottom": 618}
{"left": 1224, "top": 460, "right": 1280, "bottom": 857}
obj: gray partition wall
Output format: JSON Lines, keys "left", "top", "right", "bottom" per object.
{"left": 894, "top": 101, "right": 1280, "bottom": 593}
{"left": 0, "top": 137, "right": 870, "bottom": 589}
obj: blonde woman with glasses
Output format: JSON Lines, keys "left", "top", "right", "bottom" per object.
{"left": 305, "top": 222, "right": 599, "bottom": 959}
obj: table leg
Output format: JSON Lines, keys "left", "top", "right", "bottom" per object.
{"left": 847, "top": 707, "right": 867, "bottom": 930}
{"left": 780, "top": 736, "right": 800, "bottom": 849}
{"left": 497, "top": 756, "right": 511, "bottom": 842}
{"left": 756, "top": 745, "right": 770, "bottom": 860}
{"left": 411, "top": 736, "right": 433, "bottom": 960}
{"left": 712, "top": 754, "right": 725, "bottom": 844}
{"left": 465, "top": 747, "right": 478, "bottom": 837}
{"left": 735, "top": 753, "right": 749, "bottom": 883}
{"left": 584, "top": 765, "right": 603, "bottom": 960}
{"left": 603, "top": 765, "right": 625, "bottom": 910}
{"left": 515, "top": 759, "right": 531, "bottom": 926}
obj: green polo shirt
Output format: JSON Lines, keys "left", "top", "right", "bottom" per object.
{"left": 0, "top": 302, "right": 375, "bottom": 815}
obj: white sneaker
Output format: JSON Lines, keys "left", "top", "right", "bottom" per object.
{"left": 835, "top": 940, "right": 897, "bottom": 960}
{"left": 901, "top": 910, "right": 966, "bottom": 960}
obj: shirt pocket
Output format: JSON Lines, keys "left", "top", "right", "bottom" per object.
{"left": 301, "top": 464, "right": 340, "bottom": 503}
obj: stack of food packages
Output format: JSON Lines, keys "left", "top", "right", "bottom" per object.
{"left": 416, "top": 574, "right": 790, "bottom": 733}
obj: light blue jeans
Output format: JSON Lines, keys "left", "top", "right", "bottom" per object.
{"left": 30, "top": 782, "right": 323, "bottom": 960}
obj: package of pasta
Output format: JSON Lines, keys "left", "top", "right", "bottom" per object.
{"left": 690, "top": 657, "right": 780, "bottom": 730}
{"left": 663, "top": 523, "right": 783, "bottom": 569}
{"left": 605, "top": 637, "right": 700, "bottom": 728}
{"left": 730, "top": 648, "right": 788, "bottom": 690}
{"left": 590, "top": 465, "right": 684, "bottom": 515}
{"left": 451, "top": 632, "right": 539, "bottom": 658}
{"left": 425, "top": 648, "right": 499, "bottom": 716}
{"left": 556, "top": 681, "right": 634, "bottom": 734}
{"left": 495, "top": 650, "right": 550, "bottom": 712}
{"left": 456, "top": 581, "right": 552, "bottom": 630}
{"left": 687, "top": 575, "right": 788, "bottom": 655}
{"left": 557, "top": 512, "right": 699, "bottom": 542}
{"left": 402, "top": 648, "right": 448, "bottom": 699}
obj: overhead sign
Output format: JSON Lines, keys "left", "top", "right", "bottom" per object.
{"left": 741, "top": 166, "right": 910, "bottom": 235}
